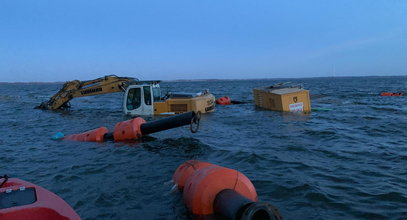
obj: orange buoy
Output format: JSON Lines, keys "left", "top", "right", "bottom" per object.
{"left": 183, "top": 165, "right": 257, "bottom": 215}
{"left": 173, "top": 160, "right": 283, "bottom": 219}
{"left": 380, "top": 92, "right": 404, "bottom": 96}
{"left": 216, "top": 96, "right": 232, "bottom": 105}
{"left": 63, "top": 127, "right": 109, "bottom": 142}
{"left": 172, "top": 160, "right": 216, "bottom": 190}
{"left": 113, "top": 117, "right": 146, "bottom": 141}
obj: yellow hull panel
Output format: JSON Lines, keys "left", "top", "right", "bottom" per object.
{"left": 153, "top": 93, "right": 215, "bottom": 115}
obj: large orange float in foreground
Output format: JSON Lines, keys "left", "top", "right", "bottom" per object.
{"left": 173, "top": 160, "right": 283, "bottom": 220}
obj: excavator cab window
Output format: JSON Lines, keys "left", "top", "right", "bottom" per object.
{"left": 127, "top": 88, "right": 141, "bottom": 110}
{"left": 143, "top": 86, "right": 152, "bottom": 105}
{"left": 152, "top": 87, "right": 161, "bottom": 102}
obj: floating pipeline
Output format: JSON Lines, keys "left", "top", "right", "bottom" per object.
{"left": 216, "top": 96, "right": 248, "bottom": 105}
{"left": 62, "top": 127, "right": 109, "bottom": 142}
{"left": 380, "top": 92, "right": 404, "bottom": 96}
{"left": 55, "top": 111, "right": 200, "bottom": 142}
{"left": 0, "top": 175, "right": 81, "bottom": 220}
{"left": 112, "top": 117, "right": 146, "bottom": 141}
{"left": 172, "top": 160, "right": 283, "bottom": 220}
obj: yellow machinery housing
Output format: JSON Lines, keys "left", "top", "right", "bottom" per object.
{"left": 253, "top": 85, "right": 311, "bottom": 113}
{"left": 153, "top": 93, "right": 215, "bottom": 115}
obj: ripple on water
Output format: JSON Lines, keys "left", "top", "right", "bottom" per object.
{"left": 269, "top": 183, "right": 313, "bottom": 199}
{"left": 0, "top": 156, "right": 15, "bottom": 163}
{"left": 141, "top": 137, "right": 211, "bottom": 159}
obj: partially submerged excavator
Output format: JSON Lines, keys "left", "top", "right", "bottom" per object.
{"left": 36, "top": 75, "right": 215, "bottom": 116}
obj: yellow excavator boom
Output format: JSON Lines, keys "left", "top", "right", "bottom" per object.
{"left": 36, "top": 75, "right": 137, "bottom": 110}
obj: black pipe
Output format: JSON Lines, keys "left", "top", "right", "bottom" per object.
{"left": 214, "top": 189, "right": 282, "bottom": 220}
{"left": 0, "top": 175, "right": 9, "bottom": 188}
{"left": 102, "top": 111, "right": 198, "bottom": 141}
{"left": 104, "top": 132, "right": 114, "bottom": 141}
{"left": 230, "top": 100, "right": 249, "bottom": 104}
{"left": 140, "top": 111, "right": 196, "bottom": 136}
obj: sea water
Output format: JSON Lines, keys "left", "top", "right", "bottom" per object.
{"left": 0, "top": 76, "right": 406, "bottom": 219}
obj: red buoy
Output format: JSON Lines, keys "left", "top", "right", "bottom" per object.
{"left": 63, "top": 127, "right": 109, "bottom": 142}
{"left": 216, "top": 96, "right": 232, "bottom": 105}
{"left": 0, "top": 177, "right": 81, "bottom": 220}
{"left": 380, "top": 92, "right": 404, "bottom": 96}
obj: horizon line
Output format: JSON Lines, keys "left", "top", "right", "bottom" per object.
{"left": 0, "top": 74, "right": 406, "bottom": 84}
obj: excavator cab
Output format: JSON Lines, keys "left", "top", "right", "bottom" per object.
{"left": 123, "top": 81, "right": 161, "bottom": 116}
{"left": 123, "top": 80, "right": 215, "bottom": 116}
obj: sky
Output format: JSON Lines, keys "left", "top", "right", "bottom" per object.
{"left": 0, "top": 0, "right": 406, "bottom": 82}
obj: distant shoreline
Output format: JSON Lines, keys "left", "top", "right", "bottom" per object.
{"left": 1, "top": 74, "right": 406, "bottom": 84}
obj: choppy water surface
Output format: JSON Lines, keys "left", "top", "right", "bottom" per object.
{"left": 1, "top": 76, "right": 406, "bottom": 219}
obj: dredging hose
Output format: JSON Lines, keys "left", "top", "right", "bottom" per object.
{"left": 214, "top": 189, "right": 282, "bottom": 220}
{"left": 140, "top": 111, "right": 200, "bottom": 135}
{"left": 60, "top": 111, "right": 200, "bottom": 142}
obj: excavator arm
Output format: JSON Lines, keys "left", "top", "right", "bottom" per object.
{"left": 36, "top": 75, "right": 137, "bottom": 110}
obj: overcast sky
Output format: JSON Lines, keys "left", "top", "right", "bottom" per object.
{"left": 1, "top": 0, "right": 406, "bottom": 82}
